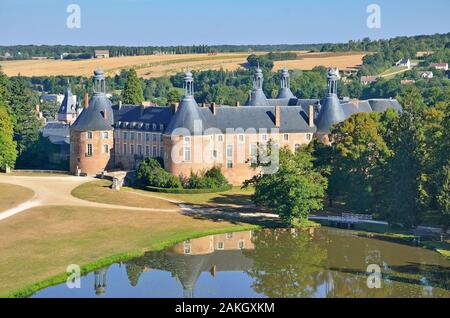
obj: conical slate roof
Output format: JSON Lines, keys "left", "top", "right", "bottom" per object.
{"left": 70, "top": 94, "right": 114, "bottom": 131}
{"left": 316, "top": 94, "right": 346, "bottom": 133}
{"left": 276, "top": 87, "right": 295, "bottom": 99}
{"left": 245, "top": 89, "right": 270, "bottom": 106}
{"left": 58, "top": 82, "right": 77, "bottom": 115}
{"left": 165, "top": 96, "right": 205, "bottom": 135}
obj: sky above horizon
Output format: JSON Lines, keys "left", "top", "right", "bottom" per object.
{"left": 0, "top": 0, "right": 449, "bottom": 46}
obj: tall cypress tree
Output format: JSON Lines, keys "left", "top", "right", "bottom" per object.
{"left": 122, "top": 68, "right": 144, "bottom": 105}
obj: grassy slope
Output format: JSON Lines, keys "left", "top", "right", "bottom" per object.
{"left": 0, "top": 205, "right": 257, "bottom": 297}
{"left": 71, "top": 179, "right": 179, "bottom": 210}
{"left": 0, "top": 183, "right": 34, "bottom": 212}
{"left": 126, "top": 185, "right": 254, "bottom": 207}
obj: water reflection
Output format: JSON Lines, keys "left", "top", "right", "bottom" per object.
{"left": 33, "top": 228, "right": 450, "bottom": 298}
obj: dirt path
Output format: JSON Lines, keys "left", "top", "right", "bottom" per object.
{"left": 0, "top": 175, "right": 179, "bottom": 221}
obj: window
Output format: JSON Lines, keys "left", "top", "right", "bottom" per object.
{"left": 145, "top": 133, "right": 150, "bottom": 142}
{"left": 86, "top": 144, "right": 93, "bottom": 156}
{"left": 306, "top": 133, "right": 312, "bottom": 141}
{"left": 226, "top": 233, "right": 233, "bottom": 239}
{"left": 283, "top": 134, "right": 289, "bottom": 141}
{"left": 146, "top": 146, "right": 150, "bottom": 156}
{"left": 123, "top": 144, "right": 127, "bottom": 155}
{"left": 152, "top": 123, "right": 157, "bottom": 130}
{"left": 261, "top": 134, "right": 268, "bottom": 142}
{"left": 238, "top": 134, "right": 245, "bottom": 143}
{"left": 184, "top": 146, "right": 191, "bottom": 162}
{"left": 160, "top": 147, "right": 164, "bottom": 157}
{"left": 152, "top": 134, "right": 157, "bottom": 142}
{"left": 159, "top": 124, "right": 164, "bottom": 131}
{"left": 217, "top": 242, "right": 224, "bottom": 250}
{"left": 226, "top": 144, "right": 233, "bottom": 158}
{"left": 294, "top": 144, "right": 300, "bottom": 152}
{"left": 86, "top": 131, "right": 93, "bottom": 140}
{"left": 250, "top": 144, "right": 258, "bottom": 165}
{"left": 137, "top": 133, "right": 142, "bottom": 142}
{"left": 102, "top": 144, "right": 109, "bottom": 154}
{"left": 217, "top": 134, "right": 224, "bottom": 142}
{"left": 130, "top": 145, "right": 135, "bottom": 156}
{"left": 137, "top": 145, "right": 142, "bottom": 156}
{"left": 227, "top": 159, "right": 233, "bottom": 169}
{"left": 160, "top": 134, "right": 163, "bottom": 142}
{"left": 123, "top": 132, "right": 128, "bottom": 140}
{"left": 184, "top": 136, "right": 191, "bottom": 144}
{"left": 184, "top": 244, "right": 191, "bottom": 255}
{"left": 212, "top": 149, "right": 218, "bottom": 159}
{"left": 102, "top": 131, "right": 109, "bottom": 139}
{"left": 130, "top": 132, "right": 135, "bottom": 141}
{"left": 238, "top": 240, "right": 245, "bottom": 249}
{"left": 152, "top": 146, "right": 157, "bottom": 157}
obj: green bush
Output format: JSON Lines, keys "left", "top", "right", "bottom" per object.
{"left": 137, "top": 158, "right": 182, "bottom": 189}
{"left": 137, "top": 161, "right": 230, "bottom": 191}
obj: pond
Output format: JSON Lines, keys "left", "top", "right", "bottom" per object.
{"left": 33, "top": 227, "right": 449, "bottom": 298}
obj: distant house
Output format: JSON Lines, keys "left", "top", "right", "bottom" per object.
{"left": 40, "top": 93, "right": 65, "bottom": 104}
{"left": 94, "top": 50, "right": 110, "bottom": 59}
{"left": 430, "top": 63, "right": 448, "bottom": 71}
{"left": 401, "top": 79, "right": 415, "bottom": 85}
{"left": 360, "top": 76, "right": 377, "bottom": 85}
{"left": 395, "top": 58, "right": 411, "bottom": 69}
{"left": 418, "top": 71, "right": 434, "bottom": 79}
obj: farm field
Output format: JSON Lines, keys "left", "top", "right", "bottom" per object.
{"left": 0, "top": 51, "right": 367, "bottom": 78}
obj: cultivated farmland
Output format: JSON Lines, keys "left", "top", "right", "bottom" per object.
{"left": 0, "top": 51, "right": 366, "bottom": 78}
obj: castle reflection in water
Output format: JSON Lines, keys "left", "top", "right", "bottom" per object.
{"left": 93, "top": 229, "right": 305, "bottom": 297}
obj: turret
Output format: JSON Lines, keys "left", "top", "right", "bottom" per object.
{"left": 276, "top": 68, "right": 295, "bottom": 99}
{"left": 69, "top": 70, "right": 114, "bottom": 175}
{"left": 315, "top": 68, "right": 346, "bottom": 134}
{"left": 245, "top": 65, "right": 269, "bottom": 106}
{"left": 57, "top": 79, "right": 77, "bottom": 124}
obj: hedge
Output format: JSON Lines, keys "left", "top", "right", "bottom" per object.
{"left": 145, "top": 184, "right": 233, "bottom": 194}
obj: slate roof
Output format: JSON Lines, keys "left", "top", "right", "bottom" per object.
{"left": 70, "top": 93, "right": 114, "bottom": 132}
{"left": 245, "top": 88, "right": 270, "bottom": 106}
{"left": 368, "top": 99, "right": 402, "bottom": 113}
{"left": 112, "top": 104, "right": 173, "bottom": 130}
{"left": 42, "top": 121, "right": 70, "bottom": 145}
{"left": 165, "top": 96, "right": 206, "bottom": 135}
{"left": 58, "top": 83, "right": 77, "bottom": 115}
{"left": 316, "top": 94, "right": 346, "bottom": 133}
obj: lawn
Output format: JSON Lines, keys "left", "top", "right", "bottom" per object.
{"left": 126, "top": 185, "right": 255, "bottom": 208}
{"left": 0, "top": 205, "right": 257, "bottom": 297}
{"left": 0, "top": 183, "right": 34, "bottom": 212}
{"left": 71, "top": 179, "right": 179, "bottom": 210}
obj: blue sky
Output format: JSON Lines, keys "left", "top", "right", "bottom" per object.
{"left": 0, "top": 0, "right": 449, "bottom": 46}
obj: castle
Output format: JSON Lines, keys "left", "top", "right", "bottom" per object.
{"left": 47, "top": 67, "right": 401, "bottom": 185}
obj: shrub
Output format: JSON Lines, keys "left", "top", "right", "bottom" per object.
{"left": 137, "top": 158, "right": 182, "bottom": 189}
{"left": 186, "top": 166, "right": 230, "bottom": 189}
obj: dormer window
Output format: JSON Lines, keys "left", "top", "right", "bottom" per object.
{"left": 100, "top": 111, "right": 105, "bottom": 119}
{"left": 159, "top": 124, "right": 164, "bottom": 131}
{"left": 152, "top": 123, "right": 157, "bottom": 130}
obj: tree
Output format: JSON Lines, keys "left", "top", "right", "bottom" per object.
{"left": 244, "top": 145, "right": 327, "bottom": 226}
{"left": 122, "top": 68, "right": 144, "bottom": 105}
{"left": 0, "top": 105, "right": 16, "bottom": 170}
{"left": 330, "top": 112, "right": 392, "bottom": 214}
{"left": 166, "top": 88, "right": 181, "bottom": 104}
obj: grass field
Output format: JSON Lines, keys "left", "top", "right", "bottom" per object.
{"left": 71, "top": 179, "right": 179, "bottom": 210}
{"left": 0, "top": 205, "right": 257, "bottom": 297}
{"left": 0, "top": 51, "right": 366, "bottom": 78}
{"left": 0, "top": 183, "right": 34, "bottom": 212}
{"left": 125, "top": 184, "right": 255, "bottom": 208}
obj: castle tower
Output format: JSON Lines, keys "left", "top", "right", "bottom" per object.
{"left": 69, "top": 70, "right": 114, "bottom": 175}
{"left": 315, "top": 68, "right": 345, "bottom": 134}
{"left": 57, "top": 79, "right": 78, "bottom": 124}
{"left": 94, "top": 268, "right": 108, "bottom": 296}
{"left": 245, "top": 65, "right": 269, "bottom": 106}
{"left": 276, "top": 67, "right": 295, "bottom": 99}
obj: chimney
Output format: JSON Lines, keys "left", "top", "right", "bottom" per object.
{"left": 210, "top": 102, "right": 217, "bottom": 115}
{"left": 275, "top": 105, "right": 281, "bottom": 128}
{"left": 236, "top": 101, "right": 240, "bottom": 107}
{"left": 84, "top": 92, "right": 89, "bottom": 109}
{"left": 309, "top": 105, "right": 315, "bottom": 128}
{"left": 140, "top": 105, "right": 146, "bottom": 116}
{"left": 171, "top": 102, "right": 179, "bottom": 114}
{"left": 118, "top": 100, "right": 122, "bottom": 109}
